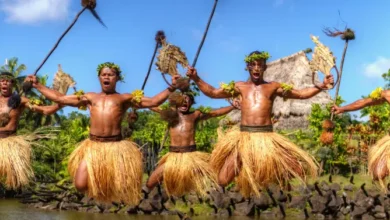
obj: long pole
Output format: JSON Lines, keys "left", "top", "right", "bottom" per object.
{"left": 159, "top": 0, "right": 219, "bottom": 150}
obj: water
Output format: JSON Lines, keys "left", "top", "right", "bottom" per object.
{"left": 0, "top": 200, "right": 305, "bottom": 220}
{"left": 0, "top": 200, "right": 248, "bottom": 220}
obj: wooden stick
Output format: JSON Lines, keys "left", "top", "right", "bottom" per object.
{"left": 34, "top": 7, "right": 88, "bottom": 75}
{"left": 192, "top": 0, "right": 219, "bottom": 67}
{"left": 330, "top": 39, "right": 349, "bottom": 121}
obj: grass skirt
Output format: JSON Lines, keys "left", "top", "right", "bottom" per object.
{"left": 158, "top": 151, "right": 218, "bottom": 197}
{"left": 368, "top": 135, "right": 390, "bottom": 190}
{"left": 0, "top": 135, "right": 33, "bottom": 190}
{"left": 211, "top": 126, "right": 318, "bottom": 197}
{"left": 68, "top": 139, "right": 143, "bottom": 205}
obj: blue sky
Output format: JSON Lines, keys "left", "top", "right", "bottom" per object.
{"left": 1, "top": 0, "right": 390, "bottom": 119}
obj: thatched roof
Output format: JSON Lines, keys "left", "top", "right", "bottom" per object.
{"left": 221, "top": 51, "right": 332, "bottom": 130}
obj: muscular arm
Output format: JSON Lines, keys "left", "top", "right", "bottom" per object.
{"left": 130, "top": 88, "right": 174, "bottom": 108}
{"left": 338, "top": 98, "right": 386, "bottom": 112}
{"left": 192, "top": 76, "right": 236, "bottom": 99}
{"left": 277, "top": 86, "right": 323, "bottom": 99}
{"left": 34, "top": 84, "right": 88, "bottom": 107}
{"left": 199, "top": 106, "right": 235, "bottom": 120}
{"left": 149, "top": 107, "right": 162, "bottom": 113}
{"left": 24, "top": 100, "right": 63, "bottom": 115}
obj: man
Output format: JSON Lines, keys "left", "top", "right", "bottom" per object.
{"left": 25, "top": 62, "right": 178, "bottom": 205}
{"left": 332, "top": 87, "right": 390, "bottom": 189}
{"left": 144, "top": 92, "right": 236, "bottom": 197}
{"left": 0, "top": 71, "right": 61, "bottom": 190}
{"left": 186, "top": 51, "right": 334, "bottom": 198}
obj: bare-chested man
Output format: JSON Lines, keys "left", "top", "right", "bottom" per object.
{"left": 25, "top": 62, "right": 178, "bottom": 205}
{"left": 0, "top": 71, "right": 61, "bottom": 190}
{"left": 332, "top": 87, "right": 390, "bottom": 189}
{"left": 144, "top": 92, "right": 236, "bottom": 197}
{"left": 186, "top": 51, "right": 334, "bottom": 198}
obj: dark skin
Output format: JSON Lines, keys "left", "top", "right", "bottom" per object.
{"left": 25, "top": 67, "right": 178, "bottom": 192}
{"left": 187, "top": 59, "right": 335, "bottom": 186}
{"left": 0, "top": 78, "right": 61, "bottom": 132}
{"left": 332, "top": 90, "right": 390, "bottom": 180}
{"left": 145, "top": 95, "right": 236, "bottom": 190}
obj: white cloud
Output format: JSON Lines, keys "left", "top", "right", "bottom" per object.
{"left": 0, "top": 0, "right": 71, "bottom": 24}
{"left": 363, "top": 57, "right": 390, "bottom": 78}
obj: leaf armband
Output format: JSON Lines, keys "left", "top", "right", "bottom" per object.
{"left": 280, "top": 83, "right": 294, "bottom": 101}
{"left": 73, "top": 90, "right": 87, "bottom": 110}
{"left": 131, "top": 89, "right": 144, "bottom": 104}
{"left": 369, "top": 87, "right": 383, "bottom": 100}
{"left": 220, "top": 81, "right": 237, "bottom": 97}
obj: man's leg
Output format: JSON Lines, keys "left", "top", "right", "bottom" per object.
{"left": 218, "top": 154, "right": 240, "bottom": 187}
{"left": 74, "top": 160, "right": 88, "bottom": 192}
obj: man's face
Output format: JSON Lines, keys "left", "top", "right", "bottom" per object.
{"left": 177, "top": 95, "right": 193, "bottom": 113}
{"left": 99, "top": 67, "right": 119, "bottom": 93}
{"left": 0, "top": 78, "right": 13, "bottom": 97}
{"left": 247, "top": 60, "right": 267, "bottom": 82}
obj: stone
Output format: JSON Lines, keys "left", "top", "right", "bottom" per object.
{"left": 310, "top": 195, "right": 327, "bottom": 213}
{"left": 228, "top": 191, "right": 244, "bottom": 203}
{"left": 344, "top": 184, "right": 354, "bottom": 191}
{"left": 374, "top": 212, "right": 387, "bottom": 219}
{"left": 233, "top": 201, "right": 255, "bottom": 216}
{"left": 362, "top": 214, "right": 375, "bottom": 220}
{"left": 351, "top": 206, "right": 366, "bottom": 218}
{"left": 217, "top": 208, "right": 230, "bottom": 217}
{"left": 374, "top": 205, "right": 385, "bottom": 213}
{"left": 86, "top": 206, "right": 101, "bottom": 213}
{"left": 138, "top": 199, "right": 154, "bottom": 214}
{"left": 163, "top": 200, "right": 175, "bottom": 210}
{"left": 340, "top": 206, "right": 351, "bottom": 215}
{"left": 253, "top": 193, "right": 271, "bottom": 210}
{"left": 330, "top": 183, "right": 341, "bottom": 192}
{"left": 288, "top": 196, "right": 306, "bottom": 209}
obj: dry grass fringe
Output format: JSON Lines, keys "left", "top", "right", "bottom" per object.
{"left": 0, "top": 136, "right": 33, "bottom": 190}
{"left": 211, "top": 126, "right": 318, "bottom": 198}
{"left": 68, "top": 139, "right": 143, "bottom": 205}
{"left": 368, "top": 135, "right": 390, "bottom": 191}
{"left": 158, "top": 151, "right": 218, "bottom": 197}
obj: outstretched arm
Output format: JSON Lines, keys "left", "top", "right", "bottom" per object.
{"left": 187, "top": 67, "right": 237, "bottom": 99}
{"left": 276, "top": 75, "right": 334, "bottom": 99}
{"left": 128, "top": 87, "right": 175, "bottom": 108}
{"left": 150, "top": 107, "right": 162, "bottom": 113}
{"left": 26, "top": 75, "right": 88, "bottom": 107}
{"left": 199, "top": 106, "right": 236, "bottom": 121}
{"left": 23, "top": 98, "right": 63, "bottom": 115}
{"left": 333, "top": 97, "right": 386, "bottom": 114}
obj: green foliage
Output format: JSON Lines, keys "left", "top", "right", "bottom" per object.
{"left": 220, "top": 81, "right": 237, "bottom": 97}
{"left": 244, "top": 51, "right": 271, "bottom": 63}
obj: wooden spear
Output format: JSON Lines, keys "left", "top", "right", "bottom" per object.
{"left": 23, "top": 0, "right": 106, "bottom": 94}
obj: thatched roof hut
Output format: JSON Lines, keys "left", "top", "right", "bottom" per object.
{"left": 221, "top": 51, "right": 332, "bottom": 131}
